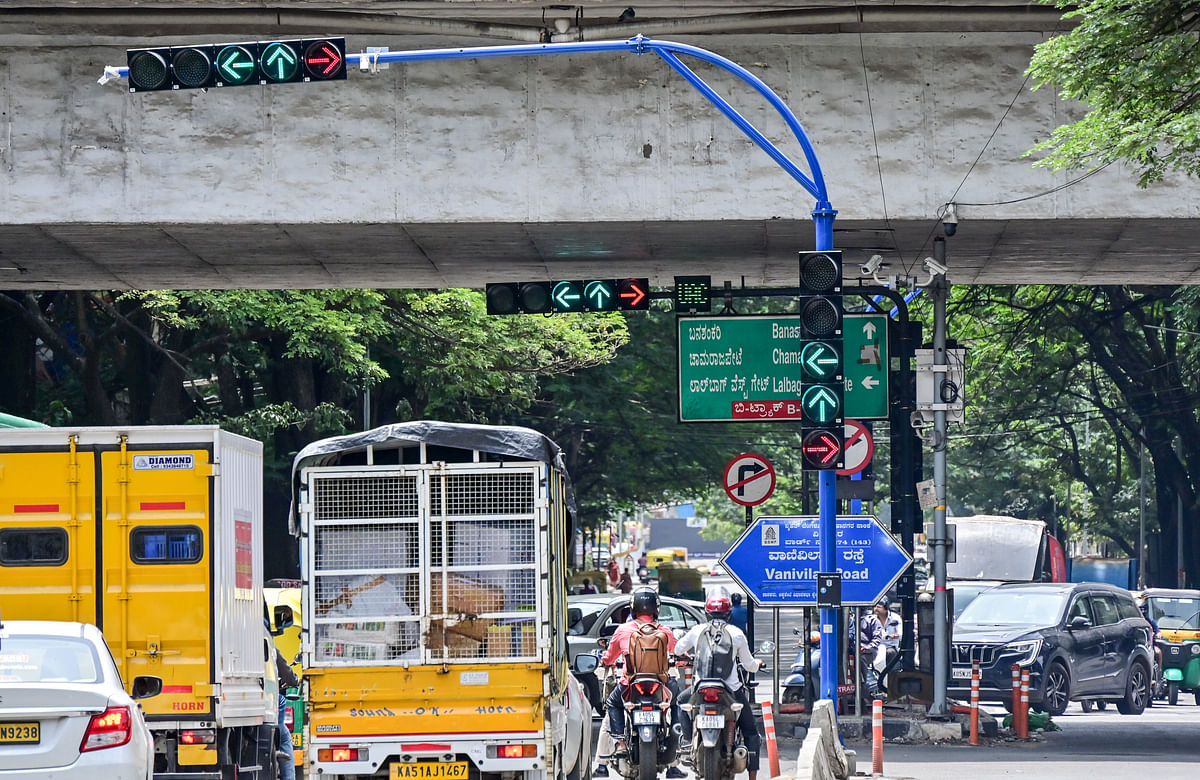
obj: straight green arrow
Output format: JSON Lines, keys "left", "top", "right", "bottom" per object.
{"left": 585, "top": 280, "right": 613, "bottom": 310}
{"left": 802, "top": 385, "right": 840, "bottom": 423}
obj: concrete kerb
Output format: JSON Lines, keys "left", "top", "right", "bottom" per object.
{"left": 792, "top": 700, "right": 849, "bottom": 780}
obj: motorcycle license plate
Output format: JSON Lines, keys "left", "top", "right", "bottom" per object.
{"left": 695, "top": 714, "right": 724, "bottom": 729}
{"left": 632, "top": 709, "right": 660, "bottom": 725}
{"left": 951, "top": 667, "right": 972, "bottom": 679}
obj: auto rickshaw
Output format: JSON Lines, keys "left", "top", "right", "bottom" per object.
{"left": 1138, "top": 588, "right": 1200, "bottom": 706}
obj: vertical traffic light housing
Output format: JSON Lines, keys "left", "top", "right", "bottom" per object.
{"left": 798, "top": 250, "right": 844, "bottom": 469}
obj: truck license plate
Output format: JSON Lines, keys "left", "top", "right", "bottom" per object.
{"left": 632, "top": 709, "right": 660, "bottom": 725}
{"left": 391, "top": 761, "right": 470, "bottom": 780}
{"left": 951, "top": 667, "right": 972, "bottom": 679}
{"left": 695, "top": 714, "right": 724, "bottom": 729}
{"left": 0, "top": 722, "right": 39, "bottom": 744}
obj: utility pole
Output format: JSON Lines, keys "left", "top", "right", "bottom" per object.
{"left": 928, "top": 237, "right": 951, "bottom": 716}
{"left": 1138, "top": 431, "right": 1146, "bottom": 588}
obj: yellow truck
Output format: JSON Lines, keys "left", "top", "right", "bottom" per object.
{"left": 292, "top": 421, "right": 593, "bottom": 780}
{"left": 0, "top": 425, "right": 282, "bottom": 779}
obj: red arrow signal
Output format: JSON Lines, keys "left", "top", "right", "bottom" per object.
{"left": 302, "top": 39, "right": 347, "bottom": 80}
{"left": 616, "top": 278, "right": 649, "bottom": 310}
{"left": 801, "top": 430, "right": 842, "bottom": 469}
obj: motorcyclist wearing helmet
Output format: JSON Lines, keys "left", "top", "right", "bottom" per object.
{"left": 675, "top": 593, "right": 764, "bottom": 780}
{"left": 600, "top": 587, "right": 680, "bottom": 757}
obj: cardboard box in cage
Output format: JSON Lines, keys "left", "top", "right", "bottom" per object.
{"left": 429, "top": 574, "right": 505, "bottom": 616}
{"left": 485, "top": 623, "right": 537, "bottom": 657}
{"left": 425, "top": 620, "right": 484, "bottom": 656}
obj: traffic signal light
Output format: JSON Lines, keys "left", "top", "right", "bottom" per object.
{"left": 126, "top": 38, "right": 346, "bottom": 92}
{"left": 674, "top": 276, "right": 712, "bottom": 312}
{"left": 797, "top": 250, "right": 844, "bottom": 469}
{"left": 485, "top": 279, "right": 650, "bottom": 314}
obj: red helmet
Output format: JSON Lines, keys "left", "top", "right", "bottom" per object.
{"left": 705, "top": 594, "right": 732, "bottom": 622}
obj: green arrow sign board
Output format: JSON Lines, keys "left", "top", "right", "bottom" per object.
{"left": 843, "top": 313, "right": 889, "bottom": 419}
{"left": 678, "top": 315, "right": 816, "bottom": 422}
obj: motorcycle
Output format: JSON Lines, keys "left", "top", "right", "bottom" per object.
{"left": 681, "top": 665, "right": 758, "bottom": 780}
{"left": 781, "top": 627, "right": 881, "bottom": 710}
{"left": 612, "top": 667, "right": 679, "bottom": 780}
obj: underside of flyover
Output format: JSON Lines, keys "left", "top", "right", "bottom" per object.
{"left": 4, "top": 2, "right": 1199, "bottom": 290}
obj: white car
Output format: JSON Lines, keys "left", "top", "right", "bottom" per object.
{"left": 0, "top": 620, "right": 161, "bottom": 779}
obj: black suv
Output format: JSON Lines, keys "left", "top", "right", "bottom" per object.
{"left": 948, "top": 582, "right": 1153, "bottom": 716}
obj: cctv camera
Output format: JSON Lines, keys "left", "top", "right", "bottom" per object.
{"left": 860, "top": 254, "right": 884, "bottom": 276}
{"left": 942, "top": 203, "right": 958, "bottom": 237}
{"left": 924, "top": 257, "right": 948, "bottom": 276}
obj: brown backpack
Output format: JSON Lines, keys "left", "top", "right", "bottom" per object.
{"left": 625, "top": 621, "right": 671, "bottom": 681}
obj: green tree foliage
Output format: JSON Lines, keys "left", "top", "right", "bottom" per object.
{"left": 948, "top": 285, "right": 1198, "bottom": 584}
{"left": 1027, "top": 0, "right": 1200, "bottom": 185}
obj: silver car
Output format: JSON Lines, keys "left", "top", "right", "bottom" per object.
{"left": 0, "top": 620, "right": 161, "bottom": 779}
{"left": 566, "top": 593, "right": 707, "bottom": 664}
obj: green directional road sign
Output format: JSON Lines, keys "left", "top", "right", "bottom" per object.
{"left": 678, "top": 315, "right": 811, "bottom": 422}
{"left": 584, "top": 280, "right": 614, "bottom": 310}
{"left": 552, "top": 281, "right": 583, "bottom": 311}
{"left": 844, "top": 313, "right": 889, "bottom": 419}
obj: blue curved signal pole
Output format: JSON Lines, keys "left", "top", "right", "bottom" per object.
{"left": 111, "top": 32, "right": 842, "bottom": 699}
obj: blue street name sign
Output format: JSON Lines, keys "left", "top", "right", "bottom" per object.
{"left": 719, "top": 514, "right": 912, "bottom": 607}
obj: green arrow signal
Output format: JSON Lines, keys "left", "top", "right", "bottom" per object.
{"left": 261, "top": 43, "right": 299, "bottom": 82}
{"left": 801, "top": 342, "right": 839, "bottom": 379}
{"left": 217, "top": 46, "right": 255, "bottom": 84}
{"left": 802, "top": 385, "right": 840, "bottom": 424}
{"left": 552, "top": 282, "right": 581, "bottom": 310}
{"left": 585, "top": 280, "right": 613, "bottom": 310}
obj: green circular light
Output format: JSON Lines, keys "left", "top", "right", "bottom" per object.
{"left": 259, "top": 42, "right": 300, "bottom": 83}
{"left": 802, "top": 385, "right": 841, "bottom": 425}
{"left": 172, "top": 47, "right": 212, "bottom": 89}
{"left": 128, "top": 51, "right": 169, "bottom": 91}
{"left": 216, "top": 45, "right": 256, "bottom": 86}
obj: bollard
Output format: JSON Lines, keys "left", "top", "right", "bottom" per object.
{"left": 1011, "top": 664, "right": 1020, "bottom": 734}
{"left": 761, "top": 700, "right": 781, "bottom": 779}
{"left": 969, "top": 660, "right": 980, "bottom": 746}
{"left": 871, "top": 699, "right": 883, "bottom": 777}
{"left": 1019, "top": 668, "right": 1030, "bottom": 739}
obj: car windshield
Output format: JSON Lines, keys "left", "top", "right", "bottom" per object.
{"left": 1148, "top": 597, "right": 1200, "bottom": 630}
{"left": 952, "top": 584, "right": 999, "bottom": 619}
{"left": 0, "top": 636, "right": 101, "bottom": 683}
{"left": 567, "top": 601, "right": 609, "bottom": 636}
{"left": 956, "top": 590, "right": 1068, "bottom": 627}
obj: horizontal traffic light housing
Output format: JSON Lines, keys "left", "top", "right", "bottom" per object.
{"left": 126, "top": 38, "right": 346, "bottom": 92}
{"left": 485, "top": 279, "right": 650, "bottom": 314}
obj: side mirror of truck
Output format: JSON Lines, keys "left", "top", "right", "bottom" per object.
{"left": 272, "top": 605, "right": 295, "bottom": 635}
{"left": 132, "top": 675, "right": 163, "bottom": 700}
{"left": 574, "top": 653, "right": 598, "bottom": 675}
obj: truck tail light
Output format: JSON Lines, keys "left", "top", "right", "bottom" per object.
{"left": 80, "top": 706, "right": 133, "bottom": 752}
{"left": 318, "top": 746, "right": 366, "bottom": 762}
{"left": 180, "top": 729, "right": 216, "bottom": 745}
{"left": 491, "top": 743, "right": 538, "bottom": 758}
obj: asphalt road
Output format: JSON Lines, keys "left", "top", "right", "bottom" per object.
{"left": 878, "top": 699, "right": 1200, "bottom": 780}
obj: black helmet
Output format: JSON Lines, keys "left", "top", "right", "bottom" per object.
{"left": 630, "top": 587, "right": 660, "bottom": 619}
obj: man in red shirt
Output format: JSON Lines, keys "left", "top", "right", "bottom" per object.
{"left": 601, "top": 588, "right": 681, "bottom": 759}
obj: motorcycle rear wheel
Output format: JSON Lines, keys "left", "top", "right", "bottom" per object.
{"left": 637, "top": 742, "right": 656, "bottom": 780}
{"left": 702, "top": 745, "right": 721, "bottom": 780}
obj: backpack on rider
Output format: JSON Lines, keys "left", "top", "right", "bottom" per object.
{"left": 626, "top": 620, "right": 671, "bottom": 681}
{"left": 694, "top": 620, "right": 736, "bottom": 681}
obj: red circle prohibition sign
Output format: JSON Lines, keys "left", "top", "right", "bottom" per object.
{"left": 723, "top": 453, "right": 777, "bottom": 506}
{"left": 837, "top": 420, "right": 875, "bottom": 476}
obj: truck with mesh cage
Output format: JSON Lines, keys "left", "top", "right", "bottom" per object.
{"left": 292, "top": 421, "right": 593, "bottom": 780}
